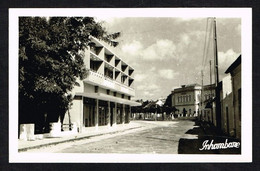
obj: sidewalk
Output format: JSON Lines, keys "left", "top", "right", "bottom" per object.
{"left": 178, "top": 120, "right": 241, "bottom": 154}
{"left": 18, "top": 122, "right": 143, "bottom": 152}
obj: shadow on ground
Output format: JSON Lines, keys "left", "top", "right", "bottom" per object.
{"left": 178, "top": 120, "right": 241, "bottom": 154}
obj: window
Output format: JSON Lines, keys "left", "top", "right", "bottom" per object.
{"left": 95, "top": 86, "right": 99, "bottom": 93}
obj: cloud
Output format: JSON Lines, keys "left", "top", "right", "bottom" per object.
{"left": 135, "top": 73, "right": 146, "bottom": 82}
{"left": 121, "top": 40, "right": 143, "bottom": 56}
{"left": 95, "top": 17, "right": 118, "bottom": 26}
{"left": 121, "top": 39, "right": 179, "bottom": 62}
{"left": 180, "top": 33, "right": 190, "bottom": 46}
{"left": 150, "top": 66, "right": 156, "bottom": 71}
{"left": 143, "top": 91, "right": 154, "bottom": 97}
{"left": 159, "top": 69, "right": 179, "bottom": 79}
{"left": 142, "top": 39, "right": 177, "bottom": 61}
{"left": 218, "top": 49, "right": 240, "bottom": 72}
{"left": 175, "top": 18, "right": 204, "bottom": 23}
{"left": 137, "top": 83, "right": 159, "bottom": 91}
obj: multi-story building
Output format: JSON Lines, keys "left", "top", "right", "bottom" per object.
{"left": 171, "top": 84, "right": 202, "bottom": 117}
{"left": 64, "top": 37, "right": 140, "bottom": 132}
{"left": 171, "top": 83, "right": 216, "bottom": 118}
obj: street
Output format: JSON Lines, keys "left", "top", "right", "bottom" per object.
{"left": 28, "top": 119, "right": 198, "bottom": 154}
{"left": 23, "top": 119, "right": 241, "bottom": 154}
{"left": 56, "top": 120, "right": 197, "bottom": 154}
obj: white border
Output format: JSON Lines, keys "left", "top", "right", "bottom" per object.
{"left": 9, "top": 8, "right": 252, "bottom": 163}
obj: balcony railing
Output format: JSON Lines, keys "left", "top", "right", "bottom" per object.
{"left": 84, "top": 70, "right": 134, "bottom": 96}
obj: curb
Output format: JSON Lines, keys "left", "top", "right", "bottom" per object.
{"left": 18, "top": 126, "right": 143, "bottom": 152}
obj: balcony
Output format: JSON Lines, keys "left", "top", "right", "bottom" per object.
{"left": 84, "top": 70, "right": 135, "bottom": 96}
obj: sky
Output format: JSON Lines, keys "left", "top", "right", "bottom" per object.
{"left": 96, "top": 17, "right": 241, "bottom": 100}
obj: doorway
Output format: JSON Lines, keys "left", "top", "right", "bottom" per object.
{"left": 226, "top": 106, "right": 230, "bottom": 135}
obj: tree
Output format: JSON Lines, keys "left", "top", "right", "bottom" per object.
{"left": 164, "top": 94, "right": 172, "bottom": 108}
{"left": 19, "top": 17, "right": 120, "bottom": 133}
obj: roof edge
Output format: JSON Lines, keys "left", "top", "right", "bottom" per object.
{"left": 225, "top": 55, "right": 241, "bottom": 74}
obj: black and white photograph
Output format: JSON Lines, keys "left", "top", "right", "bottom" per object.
{"left": 9, "top": 8, "right": 252, "bottom": 162}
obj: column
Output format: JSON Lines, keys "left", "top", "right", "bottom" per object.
{"left": 113, "top": 103, "right": 117, "bottom": 127}
{"left": 107, "top": 101, "right": 111, "bottom": 128}
{"left": 126, "top": 105, "right": 129, "bottom": 123}
{"left": 95, "top": 99, "right": 99, "bottom": 130}
{"left": 122, "top": 104, "right": 125, "bottom": 124}
{"left": 79, "top": 97, "right": 84, "bottom": 133}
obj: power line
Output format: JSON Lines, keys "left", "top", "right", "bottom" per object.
{"left": 201, "top": 18, "right": 210, "bottom": 71}
{"left": 203, "top": 18, "right": 214, "bottom": 71}
{"left": 203, "top": 18, "right": 213, "bottom": 70}
{"left": 201, "top": 18, "right": 215, "bottom": 86}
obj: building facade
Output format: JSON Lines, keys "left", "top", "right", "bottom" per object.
{"left": 202, "top": 84, "right": 215, "bottom": 103}
{"left": 224, "top": 55, "right": 241, "bottom": 139}
{"left": 203, "top": 55, "right": 241, "bottom": 139}
{"left": 64, "top": 37, "right": 140, "bottom": 132}
{"left": 171, "top": 84, "right": 201, "bottom": 117}
{"left": 200, "top": 84, "right": 215, "bottom": 123}
{"left": 219, "top": 75, "right": 234, "bottom": 136}
{"left": 171, "top": 83, "right": 217, "bottom": 118}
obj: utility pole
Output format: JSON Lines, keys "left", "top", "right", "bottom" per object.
{"left": 209, "top": 60, "right": 214, "bottom": 123}
{"left": 209, "top": 60, "right": 212, "bottom": 89}
{"left": 213, "top": 17, "right": 221, "bottom": 129}
{"left": 209, "top": 60, "right": 212, "bottom": 96}
{"left": 201, "top": 70, "right": 204, "bottom": 120}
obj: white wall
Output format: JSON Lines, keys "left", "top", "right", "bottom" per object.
{"left": 222, "top": 75, "right": 232, "bottom": 98}
{"left": 64, "top": 99, "right": 82, "bottom": 131}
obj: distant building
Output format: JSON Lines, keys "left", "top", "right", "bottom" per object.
{"left": 64, "top": 37, "right": 140, "bottom": 132}
{"left": 171, "top": 84, "right": 201, "bottom": 117}
{"left": 200, "top": 84, "right": 215, "bottom": 122}
{"left": 171, "top": 83, "right": 216, "bottom": 118}
{"left": 202, "top": 84, "right": 215, "bottom": 103}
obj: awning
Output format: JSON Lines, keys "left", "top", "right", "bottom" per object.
{"left": 75, "top": 92, "right": 141, "bottom": 106}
